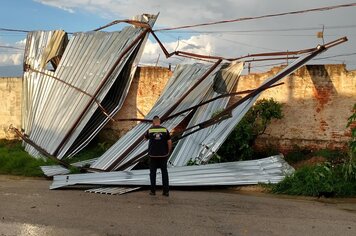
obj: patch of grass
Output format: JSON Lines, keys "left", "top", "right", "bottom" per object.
{"left": 270, "top": 163, "right": 356, "bottom": 197}
{"left": 0, "top": 140, "right": 54, "bottom": 177}
{"left": 67, "top": 141, "right": 111, "bottom": 164}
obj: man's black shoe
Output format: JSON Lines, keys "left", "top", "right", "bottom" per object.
{"left": 149, "top": 191, "right": 156, "bottom": 196}
{"left": 162, "top": 192, "right": 169, "bottom": 197}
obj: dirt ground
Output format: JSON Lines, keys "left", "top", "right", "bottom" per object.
{"left": 0, "top": 175, "right": 356, "bottom": 236}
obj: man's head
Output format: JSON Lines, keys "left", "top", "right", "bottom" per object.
{"left": 152, "top": 115, "right": 161, "bottom": 126}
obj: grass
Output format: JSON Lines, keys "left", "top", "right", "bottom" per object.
{"left": 269, "top": 163, "right": 356, "bottom": 197}
{"left": 0, "top": 140, "right": 54, "bottom": 177}
{"left": 0, "top": 139, "right": 109, "bottom": 176}
{"left": 67, "top": 142, "right": 109, "bottom": 164}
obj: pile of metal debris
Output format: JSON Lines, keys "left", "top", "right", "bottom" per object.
{"left": 11, "top": 14, "right": 348, "bottom": 193}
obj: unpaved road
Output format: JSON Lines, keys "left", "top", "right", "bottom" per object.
{"left": 0, "top": 175, "right": 356, "bottom": 236}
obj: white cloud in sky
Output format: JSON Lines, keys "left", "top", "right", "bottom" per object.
{"left": 2, "top": 0, "right": 355, "bottom": 70}
{"left": 0, "top": 39, "right": 26, "bottom": 66}
{"left": 141, "top": 34, "right": 216, "bottom": 65}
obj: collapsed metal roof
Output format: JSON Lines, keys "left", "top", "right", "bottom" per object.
{"left": 21, "top": 14, "right": 158, "bottom": 159}
{"left": 13, "top": 15, "right": 347, "bottom": 191}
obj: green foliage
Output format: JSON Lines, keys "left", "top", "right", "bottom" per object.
{"left": 216, "top": 98, "right": 283, "bottom": 162}
{"left": 271, "top": 163, "right": 356, "bottom": 197}
{"left": 187, "top": 158, "right": 199, "bottom": 166}
{"left": 68, "top": 142, "right": 110, "bottom": 164}
{"left": 0, "top": 140, "right": 53, "bottom": 176}
{"left": 342, "top": 103, "right": 356, "bottom": 181}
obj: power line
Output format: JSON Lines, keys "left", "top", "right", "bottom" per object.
{"left": 313, "top": 52, "right": 356, "bottom": 60}
{"left": 0, "top": 45, "right": 24, "bottom": 50}
{"left": 155, "top": 3, "right": 356, "bottom": 31}
{"left": 0, "top": 28, "right": 30, "bottom": 33}
{"left": 160, "top": 24, "right": 356, "bottom": 34}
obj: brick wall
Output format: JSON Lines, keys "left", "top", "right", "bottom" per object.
{"left": 102, "top": 64, "right": 355, "bottom": 152}
{"left": 235, "top": 64, "right": 356, "bottom": 152}
{"left": 97, "top": 66, "right": 172, "bottom": 142}
{"left": 0, "top": 77, "right": 22, "bottom": 139}
{"left": 1, "top": 65, "right": 355, "bottom": 154}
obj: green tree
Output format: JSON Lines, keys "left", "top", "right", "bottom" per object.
{"left": 216, "top": 98, "right": 283, "bottom": 162}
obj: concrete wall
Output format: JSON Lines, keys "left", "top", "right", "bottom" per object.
{"left": 0, "top": 77, "right": 22, "bottom": 139}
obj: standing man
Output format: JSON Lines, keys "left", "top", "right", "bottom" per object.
{"left": 145, "top": 116, "right": 172, "bottom": 196}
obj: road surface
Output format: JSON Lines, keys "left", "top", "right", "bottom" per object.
{"left": 0, "top": 175, "right": 355, "bottom": 236}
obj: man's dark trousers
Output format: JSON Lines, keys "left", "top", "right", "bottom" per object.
{"left": 149, "top": 157, "right": 169, "bottom": 194}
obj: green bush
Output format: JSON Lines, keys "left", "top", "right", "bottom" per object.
{"left": 342, "top": 103, "right": 356, "bottom": 181}
{"left": 216, "top": 98, "right": 283, "bottom": 162}
{"left": 271, "top": 163, "right": 356, "bottom": 197}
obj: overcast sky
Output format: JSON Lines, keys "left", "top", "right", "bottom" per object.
{"left": 0, "top": 0, "right": 355, "bottom": 76}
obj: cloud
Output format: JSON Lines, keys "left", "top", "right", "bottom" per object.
{"left": 0, "top": 39, "right": 26, "bottom": 66}
{"left": 34, "top": 0, "right": 75, "bottom": 13}
{"left": 9, "top": 1, "right": 356, "bottom": 70}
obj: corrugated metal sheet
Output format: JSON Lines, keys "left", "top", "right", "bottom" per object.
{"left": 168, "top": 61, "right": 244, "bottom": 167}
{"left": 90, "top": 62, "right": 224, "bottom": 171}
{"left": 51, "top": 155, "right": 294, "bottom": 189}
{"left": 22, "top": 14, "right": 157, "bottom": 159}
{"left": 85, "top": 187, "right": 141, "bottom": 195}
{"left": 40, "top": 165, "right": 70, "bottom": 176}
{"left": 41, "top": 158, "right": 99, "bottom": 177}
{"left": 22, "top": 30, "right": 66, "bottom": 137}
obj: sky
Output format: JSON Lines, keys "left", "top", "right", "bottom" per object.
{"left": 0, "top": 0, "right": 356, "bottom": 76}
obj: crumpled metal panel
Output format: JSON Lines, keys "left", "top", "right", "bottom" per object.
{"left": 50, "top": 155, "right": 294, "bottom": 189}
{"left": 22, "top": 15, "right": 157, "bottom": 159}
{"left": 22, "top": 31, "right": 65, "bottom": 136}
{"left": 90, "top": 63, "right": 223, "bottom": 171}
{"left": 168, "top": 61, "right": 244, "bottom": 167}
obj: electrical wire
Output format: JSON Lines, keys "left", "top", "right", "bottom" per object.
{"left": 0, "top": 45, "right": 24, "bottom": 50}
{"left": 155, "top": 3, "right": 356, "bottom": 31}
{"left": 160, "top": 24, "right": 356, "bottom": 34}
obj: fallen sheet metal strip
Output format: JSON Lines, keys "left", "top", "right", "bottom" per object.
{"left": 85, "top": 187, "right": 141, "bottom": 195}
{"left": 41, "top": 158, "right": 99, "bottom": 177}
{"left": 40, "top": 165, "right": 70, "bottom": 177}
{"left": 51, "top": 155, "right": 294, "bottom": 189}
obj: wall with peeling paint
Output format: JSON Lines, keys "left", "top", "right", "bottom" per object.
{"left": 0, "top": 77, "right": 22, "bottom": 139}
{"left": 1, "top": 65, "right": 355, "bottom": 154}
{"left": 234, "top": 64, "right": 356, "bottom": 152}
